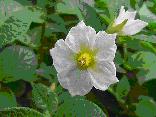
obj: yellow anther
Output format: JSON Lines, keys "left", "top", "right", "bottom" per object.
{"left": 76, "top": 52, "right": 94, "bottom": 70}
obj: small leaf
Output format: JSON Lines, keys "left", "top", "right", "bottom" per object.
{"left": 115, "top": 51, "right": 124, "bottom": 65}
{"left": 0, "top": 45, "right": 37, "bottom": 82}
{"left": 0, "top": 91, "right": 17, "bottom": 109}
{"left": 46, "top": 14, "right": 67, "bottom": 34}
{"left": 0, "top": 107, "right": 44, "bottom": 117}
{"left": 32, "top": 83, "right": 58, "bottom": 114}
{"left": 139, "top": 3, "right": 156, "bottom": 23}
{"left": 56, "top": 98, "right": 106, "bottom": 117}
{"left": 128, "top": 51, "right": 156, "bottom": 84}
{"left": 56, "top": 0, "right": 83, "bottom": 20}
{"left": 132, "top": 34, "right": 156, "bottom": 44}
{"left": 135, "top": 96, "right": 156, "bottom": 117}
{"left": 106, "top": 0, "right": 131, "bottom": 19}
{"left": 0, "top": 7, "right": 44, "bottom": 47}
{"left": 37, "top": 63, "right": 57, "bottom": 82}
{"left": 83, "top": 4, "right": 103, "bottom": 32}
{"left": 0, "top": 0, "right": 23, "bottom": 21}
{"left": 116, "top": 76, "right": 130, "bottom": 100}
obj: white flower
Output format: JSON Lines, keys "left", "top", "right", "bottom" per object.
{"left": 50, "top": 21, "right": 118, "bottom": 96}
{"left": 112, "top": 6, "right": 148, "bottom": 35}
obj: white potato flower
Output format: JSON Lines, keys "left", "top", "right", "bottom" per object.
{"left": 107, "top": 6, "right": 148, "bottom": 35}
{"left": 50, "top": 21, "right": 118, "bottom": 96}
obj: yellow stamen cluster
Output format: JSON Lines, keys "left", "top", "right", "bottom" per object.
{"left": 78, "top": 53, "right": 92, "bottom": 67}
{"left": 76, "top": 50, "right": 96, "bottom": 70}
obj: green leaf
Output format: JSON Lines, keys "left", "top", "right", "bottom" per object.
{"left": 20, "top": 27, "right": 42, "bottom": 47}
{"left": 128, "top": 51, "right": 156, "bottom": 84}
{"left": 32, "top": 83, "right": 58, "bottom": 114}
{"left": 105, "top": 0, "right": 131, "bottom": 19}
{"left": 56, "top": 0, "right": 83, "bottom": 20}
{"left": 132, "top": 34, "right": 156, "bottom": 44}
{"left": 0, "top": 13, "right": 31, "bottom": 47}
{"left": 116, "top": 76, "right": 130, "bottom": 100}
{"left": 135, "top": 96, "right": 156, "bottom": 117}
{"left": 58, "top": 91, "right": 85, "bottom": 104}
{"left": 0, "top": 45, "right": 37, "bottom": 82}
{"left": 0, "top": 0, "right": 23, "bottom": 21}
{"left": 115, "top": 51, "right": 124, "bottom": 65}
{"left": 84, "top": 4, "right": 103, "bottom": 32}
{"left": 55, "top": 98, "right": 106, "bottom": 117}
{"left": 37, "top": 63, "right": 57, "bottom": 82}
{"left": 0, "top": 91, "right": 17, "bottom": 109}
{"left": 6, "top": 80, "right": 26, "bottom": 97}
{"left": 139, "top": 3, "right": 156, "bottom": 23}
{"left": 36, "top": 0, "right": 55, "bottom": 9}
{"left": 0, "top": 7, "right": 44, "bottom": 47}
{"left": 46, "top": 14, "right": 67, "bottom": 34}
{"left": 0, "top": 107, "right": 44, "bottom": 117}
{"left": 14, "top": 0, "right": 32, "bottom": 6}
{"left": 144, "top": 80, "right": 156, "bottom": 101}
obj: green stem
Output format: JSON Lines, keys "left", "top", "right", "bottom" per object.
{"left": 123, "top": 43, "right": 128, "bottom": 62}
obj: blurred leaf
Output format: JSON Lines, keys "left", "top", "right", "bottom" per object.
{"left": 22, "top": 27, "right": 42, "bottom": 47}
{"left": 56, "top": 0, "right": 83, "bottom": 20}
{"left": 6, "top": 81, "right": 26, "bottom": 97}
{"left": 0, "top": 11, "right": 31, "bottom": 47}
{"left": 135, "top": 96, "right": 156, "bottom": 117}
{"left": 37, "top": 63, "right": 57, "bottom": 82}
{"left": 115, "top": 51, "right": 123, "bottom": 65}
{"left": 130, "top": 0, "right": 144, "bottom": 9}
{"left": 132, "top": 34, "right": 156, "bottom": 44}
{"left": 116, "top": 64, "right": 126, "bottom": 73}
{"left": 0, "top": 45, "right": 37, "bottom": 82}
{"left": 55, "top": 98, "right": 106, "bottom": 117}
{"left": 139, "top": 3, "right": 156, "bottom": 23}
{"left": 36, "top": 0, "right": 50, "bottom": 8}
{"left": 0, "top": 7, "right": 44, "bottom": 47}
{"left": 32, "top": 83, "right": 58, "bottom": 114}
{"left": 14, "top": 0, "right": 32, "bottom": 6}
{"left": 58, "top": 91, "right": 85, "bottom": 104}
{"left": 116, "top": 76, "right": 130, "bottom": 100}
{"left": 46, "top": 14, "right": 67, "bottom": 35}
{"left": 105, "top": 0, "right": 131, "bottom": 19}
{"left": 144, "top": 80, "right": 156, "bottom": 101}
{"left": 128, "top": 51, "right": 156, "bottom": 84}
{"left": 0, "top": 107, "right": 44, "bottom": 117}
{"left": 0, "top": 0, "right": 23, "bottom": 22}
{"left": 0, "top": 91, "right": 17, "bottom": 109}
{"left": 26, "top": 7, "right": 45, "bottom": 23}
{"left": 119, "top": 37, "right": 143, "bottom": 51}
{"left": 84, "top": 4, "right": 103, "bottom": 31}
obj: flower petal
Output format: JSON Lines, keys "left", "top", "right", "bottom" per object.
{"left": 122, "top": 19, "right": 148, "bottom": 35}
{"left": 65, "top": 21, "right": 96, "bottom": 53}
{"left": 50, "top": 39, "right": 76, "bottom": 73}
{"left": 115, "top": 6, "right": 136, "bottom": 25}
{"left": 88, "top": 61, "right": 118, "bottom": 90}
{"left": 58, "top": 68, "right": 93, "bottom": 96}
{"left": 94, "top": 31, "right": 117, "bottom": 61}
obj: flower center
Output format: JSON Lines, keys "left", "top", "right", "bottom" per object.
{"left": 76, "top": 52, "right": 95, "bottom": 70}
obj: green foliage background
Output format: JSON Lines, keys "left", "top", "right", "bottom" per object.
{"left": 0, "top": 0, "right": 156, "bottom": 117}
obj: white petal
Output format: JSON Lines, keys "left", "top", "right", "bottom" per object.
{"left": 50, "top": 39, "right": 76, "bottom": 73}
{"left": 115, "top": 6, "right": 136, "bottom": 25}
{"left": 122, "top": 19, "right": 148, "bottom": 35}
{"left": 88, "top": 61, "right": 118, "bottom": 90}
{"left": 65, "top": 21, "right": 96, "bottom": 53}
{"left": 94, "top": 31, "right": 117, "bottom": 61}
{"left": 58, "top": 68, "right": 93, "bottom": 96}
